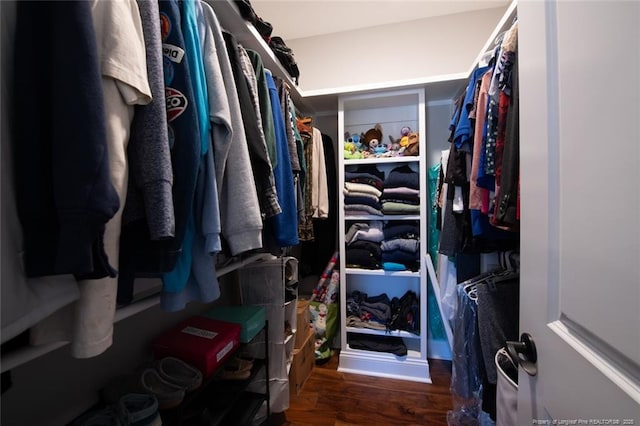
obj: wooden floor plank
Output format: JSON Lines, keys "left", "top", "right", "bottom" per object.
{"left": 275, "top": 352, "right": 453, "bottom": 426}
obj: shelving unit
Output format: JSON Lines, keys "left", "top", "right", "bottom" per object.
{"left": 337, "top": 88, "right": 431, "bottom": 383}
{"left": 0, "top": 252, "right": 273, "bottom": 374}
{"left": 159, "top": 322, "right": 270, "bottom": 426}
{"left": 236, "top": 255, "right": 299, "bottom": 414}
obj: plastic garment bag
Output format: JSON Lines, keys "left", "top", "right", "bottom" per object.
{"left": 447, "top": 284, "right": 484, "bottom": 425}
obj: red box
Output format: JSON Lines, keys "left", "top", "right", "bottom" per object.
{"left": 152, "top": 316, "right": 241, "bottom": 378}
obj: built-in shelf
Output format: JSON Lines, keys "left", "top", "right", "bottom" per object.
{"left": 346, "top": 326, "right": 420, "bottom": 339}
{"left": 205, "top": 0, "right": 308, "bottom": 111}
{"left": 0, "top": 252, "right": 273, "bottom": 373}
{"left": 345, "top": 215, "right": 420, "bottom": 221}
{"left": 345, "top": 268, "right": 420, "bottom": 277}
{"left": 344, "top": 156, "right": 419, "bottom": 166}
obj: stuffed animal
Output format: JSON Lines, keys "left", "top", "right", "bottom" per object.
{"left": 404, "top": 132, "right": 419, "bottom": 156}
{"left": 387, "top": 135, "right": 402, "bottom": 156}
{"left": 362, "top": 123, "right": 383, "bottom": 150}
{"left": 344, "top": 140, "right": 363, "bottom": 159}
{"left": 368, "top": 138, "right": 379, "bottom": 153}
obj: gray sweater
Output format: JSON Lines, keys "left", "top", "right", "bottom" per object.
{"left": 124, "top": 0, "right": 175, "bottom": 239}
{"left": 200, "top": 1, "right": 263, "bottom": 255}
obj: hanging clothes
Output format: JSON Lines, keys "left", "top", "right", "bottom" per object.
{"left": 29, "top": 0, "right": 152, "bottom": 358}
{"left": 263, "top": 70, "right": 299, "bottom": 248}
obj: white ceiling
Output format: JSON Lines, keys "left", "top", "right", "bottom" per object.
{"left": 250, "top": 0, "right": 511, "bottom": 40}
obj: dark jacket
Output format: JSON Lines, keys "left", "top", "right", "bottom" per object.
{"left": 13, "top": 1, "right": 119, "bottom": 278}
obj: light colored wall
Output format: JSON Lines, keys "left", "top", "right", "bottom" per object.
{"left": 287, "top": 7, "right": 508, "bottom": 94}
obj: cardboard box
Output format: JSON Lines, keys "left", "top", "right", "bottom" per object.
{"left": 203, "top": 305, "right": 265, "bottom": 343}
{"left": 289, "top": 327, "right": 315, "bottom": 397}
{"left": 295, "top": 299, "right": 311, "bottom": 349}
{"left": 152, "top": 316, "right": 241, "bottom": 378}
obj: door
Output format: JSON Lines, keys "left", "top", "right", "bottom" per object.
{"left": 518, "top": 0, "right": 640, "bottom": 423}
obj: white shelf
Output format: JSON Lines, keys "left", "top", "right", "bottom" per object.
{"left": 345, "top": 268, "right": 419, "bottom": 277}
{"left": 206, "top": 0, "right": 309, "bottom": 112}
{"left": 344, "top": 156, "right": 419, "bottom": 166}
{"left": 0, "top": 252, "right": 273, "bottom": 373}
{"left": 338, "top": 347, "right": 431, "bottom": 384}
{"left": 338, "top": 87, "right": 429, "bottom": 383}
{"left": 344, "top": 215, "right": 420, "bottom": 221}
{"left": 346, "top": 326, "right": 421, "bottom": 339}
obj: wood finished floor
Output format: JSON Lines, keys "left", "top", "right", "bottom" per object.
{"left": 273, "top": 353, "right": 453, "bottom": 426}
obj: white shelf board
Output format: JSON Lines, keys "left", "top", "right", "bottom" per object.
{"left": 344, "top": 156, "right": 419, "bottom": 166}
{"left": 206, "top": 0, "right": 310, "bottom": 112}
{"left": 345, "top": 268, "right": 420, "bottom": 277}
{"left": 346, "top": 326, "right": 421, "bottom": 339}
{"left": 344, "top": 214, "right": 420, "bottom": 221}
{"left": 338, "top": 347, "right": 431, "bottom": 383}
{"left": 1, "top": 252, "right": 273, "bottom": 373}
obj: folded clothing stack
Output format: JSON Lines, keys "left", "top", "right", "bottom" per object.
{"left": 345, "top": 221, "right": 383, "bottom": 269}
{"left": 344, "top": 166, "right": 385, "bottom": 216}
{"left": 381, "top": 222, "right": 420, "bottom": 271}
{"left": 381, "top": 165, "right": 420, "bottom": 215}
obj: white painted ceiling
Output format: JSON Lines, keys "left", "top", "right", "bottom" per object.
{"left": 250, "top": 0, "right": 511, "bottom": 40}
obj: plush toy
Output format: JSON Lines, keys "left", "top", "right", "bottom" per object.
{"left": 401, "top": 126, "right": 412, "bottom": 136}
{"left": 368, "top": 138, "right": 379, "bottom": 153}
{"left": 387, "top": 135, "right": 401, "bottom": 156}
{"left": 404, "top": 132, "right": 419, "bottom": 156}
{"left": 362, "top": 123, "right": 383, "bottom": 150}
{"left": 344, "top": 140, "right": 363, "bottom": 159}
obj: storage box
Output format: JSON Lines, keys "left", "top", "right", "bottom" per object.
{"left": 295, "top": 299, "right": 310, "bottom": 349}
{"left": 152, "top": 316, "right": 241, "bottom": 378}
{"left": 289, "top": 327, "right": 314, "bottom": 396}
{"left": 203, "top": 305, "right": 266, "bottom": 343}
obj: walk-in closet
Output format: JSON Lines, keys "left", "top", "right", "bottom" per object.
{"left": 1, "top": 1, "right": 638, "bottom": 425}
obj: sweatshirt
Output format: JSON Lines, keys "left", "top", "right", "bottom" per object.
{"left": 13, "top": 1, "right": 119, "bottom": 278}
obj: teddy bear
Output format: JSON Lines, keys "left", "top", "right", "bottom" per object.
{"left": 362, "top": 123, "right": 383, "bottom": 151}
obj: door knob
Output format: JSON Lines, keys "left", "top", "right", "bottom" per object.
{"left": 506, "top": 332, "right": 538, "bottom": 376}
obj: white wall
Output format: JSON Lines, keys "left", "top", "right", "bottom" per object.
{"left": 287, "top": 7, "right": 508, "bottom": 94}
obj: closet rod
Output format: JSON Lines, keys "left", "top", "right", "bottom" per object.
{"left": 0, "top": 252, "right": 274, "bottom": 373}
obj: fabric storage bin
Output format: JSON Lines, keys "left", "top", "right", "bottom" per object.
{"left": 203, "top": 305, "right": 266, "bottom": 343}
{"left": 152, "top": 316, "right": 241, "bottom": 378}
{"left": 495, "top": 347, "right": 518, "bottom": 426}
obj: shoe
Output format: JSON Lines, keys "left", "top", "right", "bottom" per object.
{"left": 254, "top": 18, "right": 273, "bottom": 40}
{"left": 72, "top": 406, "right": 124, "bottom": 426}
{"left": 227, "top": 356, "right": 254, "bottom": 372}
{"left": 156, "top": 357, "right": 203, "bottom": 392}
{"left": 139, "top": 368, "right": 185, "bottom": 410}
{"left": 219, "top": 356, "right": 253, "bottom": 380}
{"left": 118, "top": 394, "right": 161, "bottom": 426}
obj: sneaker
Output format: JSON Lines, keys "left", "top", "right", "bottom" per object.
{"left": 139, "top": 368, "right": 185, "bottom": 410}
{"left": 72, "top": 406, "right": 124, "bottom": 426}
{"left": 118, "top": 394, "right": 161, "bottom": 426}
{"left": 156, "top": 357, "right": 203, "bottom": 392}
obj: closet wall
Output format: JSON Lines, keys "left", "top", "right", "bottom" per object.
{"left": 282, "top": 7, "right": 509, "bottom": 95}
